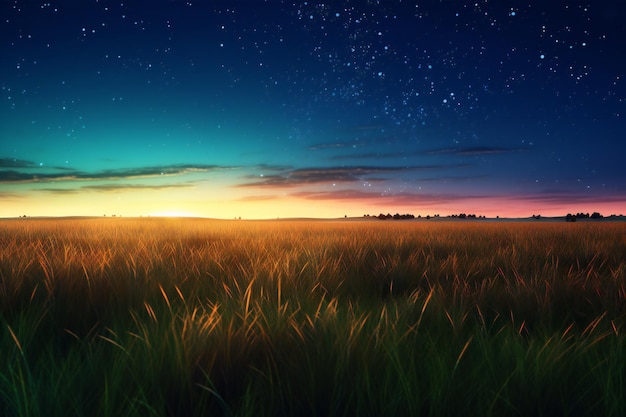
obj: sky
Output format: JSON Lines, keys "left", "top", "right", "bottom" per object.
{"left": 1, "top": 1, "right": 625, "bottom": 219}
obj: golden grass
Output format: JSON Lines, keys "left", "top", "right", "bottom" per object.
{"left": 1, "top": 217, "right": 625, "bottom": 416}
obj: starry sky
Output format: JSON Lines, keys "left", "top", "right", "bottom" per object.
{"left": 1, "top": 1, "right": 625, "bottom": 219}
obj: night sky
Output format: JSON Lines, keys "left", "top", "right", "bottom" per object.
{"left": 1, "top": 1, "right": 625, "bottom": 219}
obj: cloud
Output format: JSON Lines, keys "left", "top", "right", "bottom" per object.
{"left": 309, "top": 142, "right": 359, "bottom": 151}
{"left": 286, "top": 184, "right": 625, "bottom": 208}
{"left": 81, "top": 164, "right": 234, "bottom": 181}
{"left": 237, "top": 165, "right": 447, "bottom": 188}
{"left": 0, "top": 163, "right": 236, "bottom": 184}
{"left": 35, "top": 188, "right": 80, "bottom": 195}
{"left": 83, "top": 183, "right": 197, "bottom": 192}
{"left": 290, "top": 189, "right": 492, "bottom": 206}
{"left": 0, "top": 170, "right": 79, "bottom": 183}
{"left": 0, "top": 158, "right": 38, "bottom": 168}
{"left": 0, "top": 191, "right": 23, "bottom": 199}
{"left": 329, "top": 151, "right": 410, "bottom": 160}
{"left": 253, "top": 163, "right": 294, "bottom": 172}
{"left": 325, "top": 146, "right": 529, "bottom": 161}
{"left": 0, "top": 158, "right": 77, "bottom": 171}
{"left": 38, "top": 183, "right": 198, "bottom": 194}
{"left": 511, "top": 190, "right": 626, "bottom": 205}
{"left": 423, "top": 146, "right": 529, "bottom": 156}
{"left": 416, "top": 175, "right": 488, "bottom": 183}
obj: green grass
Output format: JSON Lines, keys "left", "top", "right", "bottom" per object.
{"left": 1, "top": 218, "right": 625, "bottom": 416}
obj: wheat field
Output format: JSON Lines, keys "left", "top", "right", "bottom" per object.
{"left": 1, "top": 217, "right": 625, "bottom": 416}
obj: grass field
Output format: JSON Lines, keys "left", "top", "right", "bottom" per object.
{"left": 1, "top": 218, "right": 626, "bottom": 416}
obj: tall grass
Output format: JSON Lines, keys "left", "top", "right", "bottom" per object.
{"left": 1, "top": 218, "right": 625, "bottom": 416}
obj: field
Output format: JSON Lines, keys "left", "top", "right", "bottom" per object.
{"left": 1, "top": 218, "right": 626, "bottom": 416}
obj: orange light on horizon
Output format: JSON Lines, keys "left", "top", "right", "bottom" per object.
{"left": 1, "top": 185, "right": 625, "bottom": 220}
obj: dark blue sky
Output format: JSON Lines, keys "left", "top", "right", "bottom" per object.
{"left": 1, "top": 1, "right": 624, "bottom": 218}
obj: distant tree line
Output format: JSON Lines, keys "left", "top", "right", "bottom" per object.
{"left": 361, "top": 211, "right": 622, "bottom": 222}
{"left": 565, "top": 212, "right": 603, "bottom": 222}
{"left": 363, "top": 213, "right": 487, "bottom": 220}
{"left": 446, "top": 213, "right": 486, "bottom": 219}
{"left": 364, "top": 213, "right": 417, "bottom": 220}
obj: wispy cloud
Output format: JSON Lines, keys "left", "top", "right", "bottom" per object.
{"left": 83, "top": 164, "right": 233, "bottom": 180}
{"left": 83, "top": 183, "right": 197, "bottom": 192}
{"left": 511, "top": 190, "right": 626, "bottom": 205}
{"left": 0, "top": 170, "right": 80, "bottom": 183}
{"left": 0, "top": 162, "right": 236, "bottom": 184}
{"left": 0, "top": 158, "right": 39, "bottom": 168}
{"left": 34, "top": 188, "right": 80, "bottom": 195}
{"left": 325, "top": 146, "right": 528, "bottom": 161}
{"left": 38, "top": 182, "right": 198, "bottom": 194}
{"left": 237, "top": 165, "right": 445, "bottom": 188}
{"left": 254, "top": 163, "right": 294, "bottom": 172}
{"left": 329, "top": 151, "right": 411, "bottom": 160}
{"left": 308, "top": 142, "right": 359, "bottom": 151}
{"left": 290, "top": 189, "right": 492, "bottom": 206}
{"left": 416, "top": 175, "right": 488, "bottom": 183}
{"left": 423, "top": 146, "right": 529, "bottom": 156}
{"left": 0, "top": 158, "right": 77, "bottom": 171}
{"left": 0, "top": 191, "right": 23, "bottom": 199}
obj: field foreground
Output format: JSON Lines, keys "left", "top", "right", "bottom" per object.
{"left": 1, "top": 218, "right": 626, "bottom": 416}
